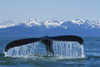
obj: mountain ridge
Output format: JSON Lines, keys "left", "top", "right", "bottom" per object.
{"left": 0, "top": 19, "right": 100, "bottom": 37}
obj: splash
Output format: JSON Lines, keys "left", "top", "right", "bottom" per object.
{"left": 53, "top": 41, "right": 85, "bottom": 59}
{"left": 4, "top": 41, "right": 85, "bottom": 58}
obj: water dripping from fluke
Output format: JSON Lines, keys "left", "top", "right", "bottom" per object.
{"left": 4, "top": 42, "right": 41, "bottom": 57}
{"left": 53, "top": 41, "right": 85, "bottom": 59}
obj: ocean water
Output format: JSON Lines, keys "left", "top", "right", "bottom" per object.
{"left": 0, "top": 37, "right": 100, "bottom": 67}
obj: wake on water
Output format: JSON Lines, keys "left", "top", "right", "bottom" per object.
{"left": 4, "top": 41, "right": 85, "bottom": 59}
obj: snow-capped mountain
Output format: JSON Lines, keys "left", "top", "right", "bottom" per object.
{"left": 70, "top": 19, "right": 100, "bottom": 28}
{"left": 0, "top": 19, "right": 100, "bottom": 37}
{"left": 0, "top": 20, "right": 16, "bottom": 28}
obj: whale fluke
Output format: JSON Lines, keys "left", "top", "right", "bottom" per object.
{"left": 4, "top": 35, "right": 83, "bottom": 55}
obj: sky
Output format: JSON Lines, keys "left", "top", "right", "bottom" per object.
{"left": 0, "top": 0, "right": 100, "bottom": 23}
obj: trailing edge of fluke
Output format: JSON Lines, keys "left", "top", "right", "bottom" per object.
{"left": 4, "top": 35, "right": 83, "bottom": 55}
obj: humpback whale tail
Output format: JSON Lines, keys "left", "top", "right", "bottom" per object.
{"left": 4, "top": 35, "right": 83, "bottom": 56}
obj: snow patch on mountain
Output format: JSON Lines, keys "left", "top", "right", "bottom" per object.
{"left": 0, "top": 24, "right": 15, "bottom": 28}
{"left": 44, "top": 19, "right": 64, "bottom": 28}
{"left": 71, "top": 19, "right": 86, "bottom": 25}
{"left": 0, "top": 20, "right": 16, "bottom": 28}
{"left": 24, "top": 19, "right": 42, "bottom": 27}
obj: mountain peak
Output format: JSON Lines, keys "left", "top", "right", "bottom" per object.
{"left": 44, "top": 19, "right": 64, "bottom": 28}
{"left": 25, "top": 19, "right": 42, "bottom": 27}
{"left": 0, "top": 20, "right": 16, "bottom": 28}
{"left": 71, "top": 19, "right": 87, "bottom": 25}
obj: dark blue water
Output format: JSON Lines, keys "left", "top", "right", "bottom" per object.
{"left": 0, "top": 37, "right": 100, "bottom": 67}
